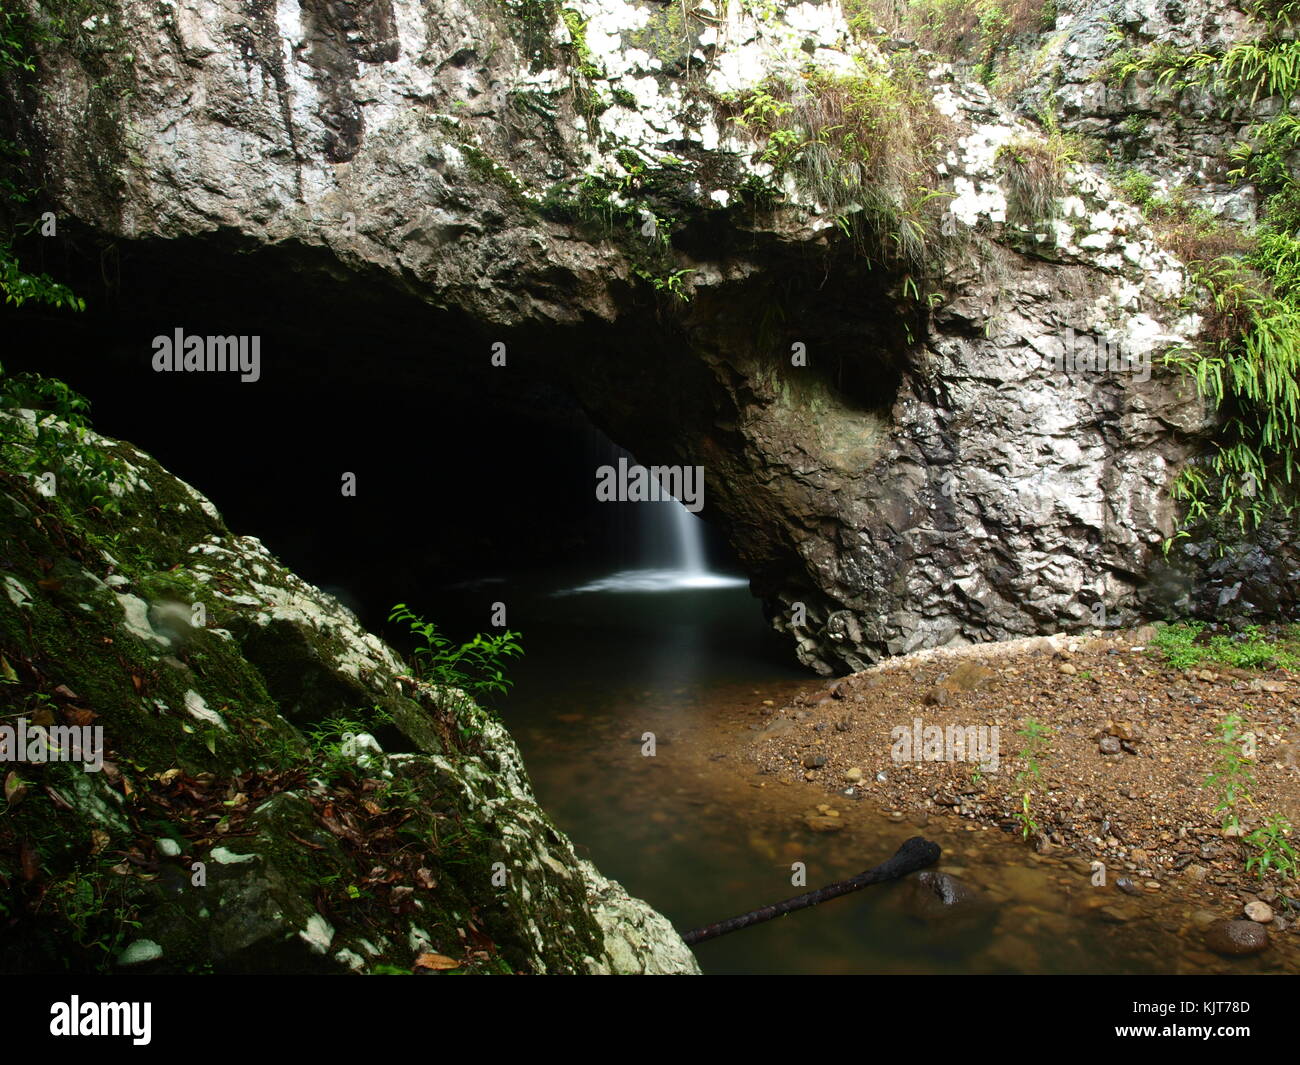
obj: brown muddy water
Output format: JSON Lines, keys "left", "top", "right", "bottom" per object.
{"left": 449, "top": 568, "right": 1296, "bottom": 975}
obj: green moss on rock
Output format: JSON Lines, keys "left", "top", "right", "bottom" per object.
{"left": 0, "top": 411, "right": 698, "bottom": 975}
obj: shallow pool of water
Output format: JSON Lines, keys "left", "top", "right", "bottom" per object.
{"left": 443, "top": 568, "right": 1295, "bottom": 975}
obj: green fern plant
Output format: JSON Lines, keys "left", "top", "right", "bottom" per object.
{"left": 1118, "top": 3, "right": 1300, "bottom": 541}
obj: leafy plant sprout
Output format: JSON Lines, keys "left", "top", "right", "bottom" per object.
{"left": 1013, "top": 717, "right": 1051, "bottom": 841}
{"left": 387, "top": 603, "right": 523, "bottom": 733}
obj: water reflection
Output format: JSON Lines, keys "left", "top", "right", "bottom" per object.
{"left": 450, "top": 571, "right": 1296, "bottom": 974}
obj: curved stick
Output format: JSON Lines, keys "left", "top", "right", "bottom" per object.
{"left": 681, "top": 836, "right": 941, "bottom": 946}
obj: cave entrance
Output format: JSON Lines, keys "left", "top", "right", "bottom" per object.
{"left": 0, "top": 228, "right": 809, "bottom": 669}
{"left": 2, "top": 231, "right": 821, "bottom": 951}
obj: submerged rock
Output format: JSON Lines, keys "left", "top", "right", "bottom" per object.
{"left": 901, "top": 871, "right": 986, "bottom": 922}
{"left": 1203, "top": 919, "right": 1270, "bottom": 957}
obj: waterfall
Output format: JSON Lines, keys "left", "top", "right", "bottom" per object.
{"left": 557, "top": 428, "right": 747, "bottom": 595}
{"left": 668, "top": 498, "right": 706, "bottom": 575}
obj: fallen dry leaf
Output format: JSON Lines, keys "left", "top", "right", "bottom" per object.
{"left": 414, "top": 953, "right": 460, "bottom": 971}
{"left": 4, "top": 771, "right": 26, "bottom": 807}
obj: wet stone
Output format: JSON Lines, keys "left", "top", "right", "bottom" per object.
{"left": 1203, "top": 919, "right": 1269, "bottom": 956}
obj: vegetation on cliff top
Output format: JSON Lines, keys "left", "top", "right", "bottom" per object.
{"left": 722, "top": 52, "right": 954, "bottom": 286}
{"left": 1108, "top": 4, "right": 1300, "bottom": 539}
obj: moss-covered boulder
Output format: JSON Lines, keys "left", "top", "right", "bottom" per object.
{"left": 0, "top": 410, "right": 698, "bottom": 975}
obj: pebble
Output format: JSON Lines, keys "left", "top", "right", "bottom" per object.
{"left": 1244, "top": 901, "right": 1274, "bottom": 923}
{"left": 1058, "top": 663, "right": 1077, "bottom": 676}
{"left": 1099, "top": 735, "right": 1121, "bottom": 755}
{"left": 843, "top": 767, "right": 864, "bottom": 782}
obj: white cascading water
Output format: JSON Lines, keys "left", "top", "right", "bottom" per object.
{"left": 557, "top": 433, "right": 747, "bottom": 595}
{"left": 669, "top": 496, "right": 705, "bottom": 576}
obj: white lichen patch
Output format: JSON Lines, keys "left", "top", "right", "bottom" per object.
{"left": 582, "top": 860, "right": 701, "bottom": 975}
{"left": 210, "top": 846, "right": 256, "bottom": 864}
{"left": 69, "top": 773, "right": 131, "bottom": 833}
{"left": 949, "top": 175, "right": 1007, "bottom": 226}
{"left": 183, "top": 689, "right": 227, "bottom": 730}
{"left": 339, "top": 732, "right": 385, "bottom": 771}
{"left": 298, "top": 913, "right": 335, "bottom": 954}
{"left": 408, "top": 925, "right": 433, "bottom": 954}
{"left": 116, "top": 593, "right": 171, "bottom": 646}
{"left": 117, "top": 939, "right": 164, "bottom": 966}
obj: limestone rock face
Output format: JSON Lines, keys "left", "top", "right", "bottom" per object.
{"left": 1016, "top": 0, "right": 1263, "bottom": 221}
{"left": 10, "top": 0, "right": 1291, "bottom": 672}
{"left": 0, "top": 410, "right": 699, "bottom": 974}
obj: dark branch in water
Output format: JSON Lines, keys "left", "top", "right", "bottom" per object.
{"left": 681, "top": 836, "right": 941, "bottom": 946}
